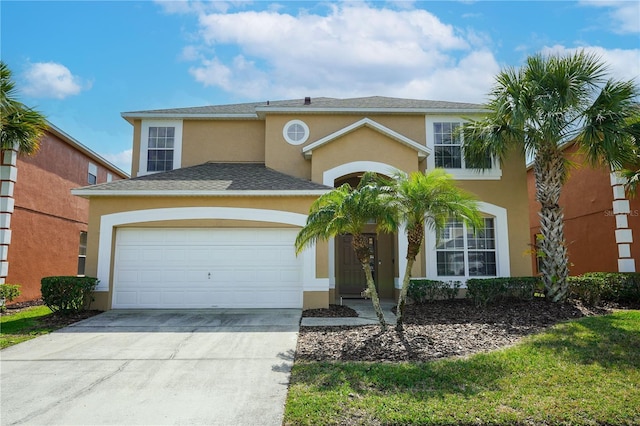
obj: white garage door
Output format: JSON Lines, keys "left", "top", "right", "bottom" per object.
{"left": 113, "top": 228, "right": 303, "bottom": 308}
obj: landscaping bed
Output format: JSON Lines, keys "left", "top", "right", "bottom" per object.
{"left": 297, "top": 298, "right": 613, "bottom": 362}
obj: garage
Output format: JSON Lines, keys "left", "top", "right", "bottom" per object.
{"left": 112, "top": 228, "right": 303, "bottom": 308}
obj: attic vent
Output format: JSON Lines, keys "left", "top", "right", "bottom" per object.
{"left": 304, "top": 97, "right": 311, "bottom": 105}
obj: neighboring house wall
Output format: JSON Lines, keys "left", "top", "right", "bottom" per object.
{"left": 527, "top": 143, "right": 637, "bottom": 275}
{"left": 3, "top": 126, "right": 126, "bottom": 302}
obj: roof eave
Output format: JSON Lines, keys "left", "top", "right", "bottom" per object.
{"left": 71, "top": 189, "right": 331, "bottom": 198}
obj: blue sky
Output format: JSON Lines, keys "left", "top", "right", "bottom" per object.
{"left": 2, "top": 1, "right": 639, "bottom": 173}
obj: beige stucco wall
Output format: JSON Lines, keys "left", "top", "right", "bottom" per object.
{"left": 264, "top": 114, "right": 427, "bottom": 181}
{"left": 181, "top": 120, "right": 265, "bottom": 167}
{"left": 457, "top": 149, "right": 532, "bottom": 277}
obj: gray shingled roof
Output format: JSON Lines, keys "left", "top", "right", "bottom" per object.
{"left": 122, "top": 96, "right": 484, "bottom": 116}
{"left": 75, "top": 162, "right": 331, "bottom": 194}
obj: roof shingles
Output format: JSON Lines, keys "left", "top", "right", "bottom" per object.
{"left": 76, "top": 163, "right": 331, "bottom": 193}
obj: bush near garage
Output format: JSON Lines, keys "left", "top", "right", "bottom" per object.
{"left": 0, "top": 284, "right": 21, "bottom": 312}
{"left": 408, "top": 279, "right": 462, "bottom": 303}
{"left": 41, "top": 276, "right": 99, "bottom": 313}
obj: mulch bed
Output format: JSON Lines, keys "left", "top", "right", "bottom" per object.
{"left": 297, "top": 298, "right": 616, "bottom": 362}
{"left": 302, "top": 304, "right": 359, "bottom": 318}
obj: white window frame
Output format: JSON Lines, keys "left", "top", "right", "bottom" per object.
{"left": 139, "top": 120, "right": 183, "bottom": 176}
{"left": 88, "top": 163, "right": 98, "bottom": 184}
{"left": 283, "top": 120, "right": 309, "bottom": 145}
{"left": 77, "top": 231, "right": 87, "bottom": 277}
{"left": 435, "top": 217, "right": 498, "bottom": 278}
{"left": 424, "top": 202, "right": 510, "bottom": 283}
{"left": 425, "top": 116, "right": 502, "bottom": 180}
{"left": 107, "top": 173, "right": 113, "bottom": 183}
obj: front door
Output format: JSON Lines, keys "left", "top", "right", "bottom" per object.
{"left": 337, "top": 234, "right": 377, "bottom": 295}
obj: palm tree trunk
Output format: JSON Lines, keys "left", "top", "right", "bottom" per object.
{"left": 534, "top": 147, "right": 569, "bottom": 302}
{"left": 395, "top": 257, "right": 415, "bottom": 330}
{"left": 352, "top": 233, "right": 387, "bottom": 330}
{"left": 396, "top": 224, "right": 424, "bottom": 330}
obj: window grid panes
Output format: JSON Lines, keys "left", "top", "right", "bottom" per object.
{"left": 434, "top": 122, "right": 462, "bottom": 169}
{"left": 147, "top": 127, "right": 175, "bottom": 172}
{"left": 436, "top": 218, "right": 497, "bottom": 277}
{"left": 433, "top": 122, "right": 492, "bottom": 170}
{"left": 77, "top": 231, "right": 87, "bottom": 276}
{"left": 287, "top": 123, "right": 305, "bottom": 142}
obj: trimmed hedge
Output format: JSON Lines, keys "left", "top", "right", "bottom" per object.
{"left": 466, "top": 277, "right": 543, "bottom": 307}
{"left": 568, "top": 272, "right": 640, "bottom": 305}
{"left": 408, "top": 279, "right": 462, "bottom": 303}
{"left": 464, "top": 273, "right": 640, "bottom": 307}
{"left": 41, "top": 276, "right": 99, "bottom": 313}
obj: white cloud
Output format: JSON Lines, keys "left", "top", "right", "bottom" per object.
{"left": 102, "top": 149, "right": 133, "bottom": 175}
{"left": 22, "top": 62, "right": 88, "bottom": 99}
{"left": 174, "top": 3, "right": 501, "bottom": 102}
{"left": 580, "top": 1, "right": 640, "bottom": 34}
{"left": 541, "top": 45, "right": 640, "bottom": 82}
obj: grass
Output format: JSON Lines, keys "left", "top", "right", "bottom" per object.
{"left": 0, "top": 305, "right": 57, "bottom": 349}
{"left": 284, "top": 310, "right": 640, "bottom": 425}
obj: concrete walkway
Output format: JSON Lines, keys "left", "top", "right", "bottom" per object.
{"left": 301, "top": 298, "right": 397, "bottom": 326}
{"left": 1, "top": 309, "right": 300, "bottom": 426}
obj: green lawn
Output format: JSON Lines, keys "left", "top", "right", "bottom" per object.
{"left": 0, "top": 305, "right": 56, "bottom": 349}
{"left": 285, "top": 310, "right": 640, "bottom": 425}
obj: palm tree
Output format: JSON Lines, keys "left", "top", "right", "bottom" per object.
{"left": 371, "top": 170, "right": 481, "bottom": 330}
{"left": 295, "top": 173, "right": 396, "bottom": 329}
{"left": 1, "top": 61, "right": 47, "bottom": 153}
{"left": 462, "top": 51, "right": 639, "bottom": 302}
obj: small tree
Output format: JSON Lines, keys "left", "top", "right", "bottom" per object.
{"left": 295, "top": 173, "right": 396, "bottom": 330}
{"left": 370, "top": 170, "right": 481, "bottom": 330}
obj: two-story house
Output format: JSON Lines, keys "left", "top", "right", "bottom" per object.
{"left": 1, "top": 122, "right": 128, "bottom": 302}
{"left": 73, "top": 96, "right": 532, "bottom": 311}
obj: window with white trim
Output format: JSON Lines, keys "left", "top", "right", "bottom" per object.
{"left": 426, "top": 117, "right": 501, "bottom": 180}
{"left": 436, "top": 218, "right": 497, "bottom": 277}
{"left": 77, "top": 231, "right": 87, "bottom": 276}
{"left": 139, "top": 120, "right": 183, "bottom": 176}
{"left": 147, "top": 126, "right": 175, "bottom": 172}
{"left": 107, "top": 173, "right": 113, "bottom": 182}
{"left": 88, "top": 163, "right": 97, "bottom": 184}
{"left": 283, "top": 120, "right": 309, "bottom": 145}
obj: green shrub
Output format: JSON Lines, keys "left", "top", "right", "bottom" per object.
{"left": 466, "top": 277, "right": 542, "bottom": 307}
{"left": 408, "top": 279, "right": 462, "bottom": 303}
{"left": 41, "top": 276, "right": 98, "bottom": 313}
{"left": 569, "top": 272, "right": 640, "bottom": 305}
{"left": 0, "top": 283, "right": 21, "bottom": 312}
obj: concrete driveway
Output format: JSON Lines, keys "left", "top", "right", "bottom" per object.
{"left": 0, "top": 309, "right": 301, "bottom": 426}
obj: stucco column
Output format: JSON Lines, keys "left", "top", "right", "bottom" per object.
{"left": 610, "top": 171, "right": 635, "bottom": 272}
{"left": 0, "top": 145, "right": 19, "bottom": 284}
{"left": 395, "top": 223, "right": 408, "bottom": 290}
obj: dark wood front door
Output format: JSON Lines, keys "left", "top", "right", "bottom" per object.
{"left": 337, "top": 234, "right": 377, "bottom": 295}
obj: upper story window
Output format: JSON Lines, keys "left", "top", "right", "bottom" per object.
{"left": 426, "top": 117, "right": 501, "bottom": 180}
{"left": 147, "top": 126, "right": 174, "bottom": 172}
{"left": 88, "top": 163, "right": 97, "bottom": 184}
{"left": 283, "top": 120, "right": 309, "bottom": 145}
{"left": 434, "top": 122, "right": 463, "bottom": 168}
{"left": 107, "top": 173, "right": 113, "bottom": 183}
{"left": 139, "top": 120, "right": 183, "bottom": 176}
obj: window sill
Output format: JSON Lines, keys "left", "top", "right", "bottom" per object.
{"left": 440, "top": 168, "right": 502, "bottom": 180}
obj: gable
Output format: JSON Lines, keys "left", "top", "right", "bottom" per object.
{"left": 301, "top": 118, "right": 429, "bottom": 160}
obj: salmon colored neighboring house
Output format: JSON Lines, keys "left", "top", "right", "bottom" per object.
{"left": 527, "top": 142, "right": 637, "bottom": 276}
{"left": 0, "top": 123, "right": 128, "bottom": 302}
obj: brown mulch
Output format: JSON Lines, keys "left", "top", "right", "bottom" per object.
{"left": 297, "top": 298, "right": 616, "bottom": 362}
{"left": 302, "top": 304, "right": 359, "bottom": 318}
